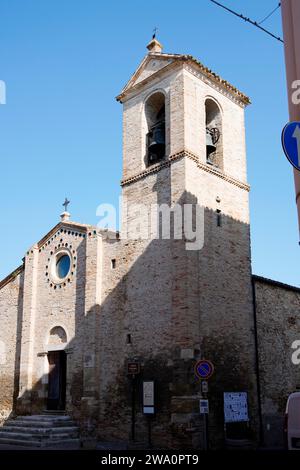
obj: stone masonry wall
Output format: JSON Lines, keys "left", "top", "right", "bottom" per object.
{"left": 16, "top": 222, "right": 102, "bottom": 427}
{"left": 0, "top": 269, "right": 23, "bottom": 424}
{"left": 254, "top": 277, "right": 300, "bottom": 448}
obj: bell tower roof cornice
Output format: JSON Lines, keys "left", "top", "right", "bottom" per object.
{"left": 116, "top": 50, "right": 250, "bottom": 106}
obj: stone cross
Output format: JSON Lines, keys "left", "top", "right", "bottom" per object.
{"left": 62, "top": 197, "right": 70, "bottom": 212}
{"left": 153, "top": 27, "right": 158, "bottom": 39}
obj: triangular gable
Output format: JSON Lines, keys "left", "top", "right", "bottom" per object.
{"left": 36, "top": 220, "right": 95, "bottom": 249}
{"left": 117, "top": 52, "right": 250, "bottom": 106}
{"left": 119, "top": 53, "right": 176, "bottom": 98}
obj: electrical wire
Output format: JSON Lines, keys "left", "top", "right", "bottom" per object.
{"left": 258, "top": 2, "right": 281, "bottom": 25}
{"left": 208, "top": 0, "right": 283, "bottom": 43}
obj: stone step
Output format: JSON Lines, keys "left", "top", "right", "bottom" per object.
{"left": 7, "top": 419, "right": 75, "bottom": 428}
{"left": 15, "top": 415, "right": 71, "bottom": 421}
{"left": 0, "top": 414, "right": 80, "bottom": 448}
{"left": 42, "top": 410, "right": 67, "bottom": 415}
{"left": 0, "top": 430, "right": 79, "bottom": 440}
{"left": 0, "top": 426, "right": 79, "bottom": 435}
{"left": 0, "top": 437, "right": 80, "bottom": 448}
{"left": 0, "top": 437, "right": 42, "bottom": 447}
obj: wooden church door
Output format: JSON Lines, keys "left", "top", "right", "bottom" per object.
{"left": 47, "top": 351, "right": 67, "bottom": 410}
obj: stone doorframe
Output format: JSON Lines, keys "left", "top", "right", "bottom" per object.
{"left": 37, "top": 325, "right": 73, "bottom": 412}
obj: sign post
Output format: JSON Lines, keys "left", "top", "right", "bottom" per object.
{"left": 201, "top": 380, "right": 208, "bottom": 394}
{"left": 194, "top": 360, "right": 214, "bottom": 450}
{"left": 200, "top": 399, "right": 209, "bottom": 414}
{"left": 127, "top": 361, "right": 140, "bottom": 442}
{"left": 143, "top": 381, "right": 155, "bottom": 449}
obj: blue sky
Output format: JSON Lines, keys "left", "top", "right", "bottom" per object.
{"left": 0, "top": 0, "right": 299, "bottom": 286}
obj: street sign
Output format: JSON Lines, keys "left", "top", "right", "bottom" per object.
{"left": 200, "top": 399, "right": 209, "bottom": 414}
{"left": 282, "top": 121, "right": 300, "bottom": 170}
{"left": 143, "top": 381, "right": 155, "bottom": 414}
{"left": 127, "top": 362, "right": 140, "bottom": 376}
{"left": 201, "top": 380, "right": 208, "bottom": 393}
{"left": 224, "top": 392, "right": 249, "bottom": 423}
{"left": 195, "top": 360, "right": 214, "bottom": 380}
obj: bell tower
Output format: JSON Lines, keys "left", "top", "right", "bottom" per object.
{"left": 116, "top": 39, "right": 259, "bottom": 448}
{"left": 117, "top": 38, "right": 251, "bottom": 232}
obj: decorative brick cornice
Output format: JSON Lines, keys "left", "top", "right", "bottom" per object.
{"left": 37, "top": 221, "right": 97, "bottom": 250}
{"left": 121, "top": 157, "right": 177, "bottom": 187}
{"left": 117, "top": 53, "right": 250, "bottom": 107}
{"left": 121, "top": 150, "right": 250, "bottom": 192}
{"left": 183, "top": 57, "right": 250, "bottom": 106}
{"left": 183, "top": 63, "right": 247, "bottom": 108}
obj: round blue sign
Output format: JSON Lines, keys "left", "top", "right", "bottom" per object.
{"left": 195, "top": 360, "right": 214, "bottom": 380}
{"left": 282, "top": 121, "right": 300, "bottom": 171}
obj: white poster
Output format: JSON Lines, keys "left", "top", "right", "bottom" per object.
{"left": 224, "top": 392, "right": 249, "bottom": 423}
{"left": 143, "top": 381, "right": 155, "bottom": 414}
{"left": 143, "top": 381, "right": 154, "bottom": 406}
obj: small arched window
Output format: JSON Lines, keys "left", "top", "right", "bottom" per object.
{"left": 49, "top": 326, "right": 67, "bottom": 345}
{"left": 205, "top": 98, "right": 223, "bottom": 169}
{"left": 145, "top": 92, "right": 166, "bottom": 166}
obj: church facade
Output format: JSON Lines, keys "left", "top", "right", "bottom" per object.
{"left": 1, "top": 38, "right": 300, "bottom": 450}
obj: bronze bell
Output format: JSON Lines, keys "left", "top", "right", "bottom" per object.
{"left": 206, "top": 128, "right": 216, "bottom": 162}
{"left": 148, "top": 122, "right": 165, "bottom": 164}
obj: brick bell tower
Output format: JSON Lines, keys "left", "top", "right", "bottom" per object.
{"left": 116, "top": 38, "right": 259, "bottom": 449}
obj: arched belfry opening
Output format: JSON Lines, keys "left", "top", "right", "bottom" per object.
{"left": 205, "top": 98, "right": 222, "bottom": 169}
{"left": 145, "top": 91, "right": 166, "bottom": 166}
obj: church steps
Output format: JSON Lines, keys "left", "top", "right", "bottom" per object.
{"left": 0, "top": 437, "right": 81, "bottom": 448}
{"left": 0, "top": 414, "right": 80, "bottom": 448}
{"left": 0, "top": 437, "right": 43, "bottom": 447}
{"left": 7, "top": 419, "right": 74, "bottom": 428}
{"left": 0, "top": 431, "right": 78, "bottom": 440}
{"left": 0, "top": 426, "right": 78, "bottom": 435}
{"left": 15, "top": 415, "right": 70, "bottom": 421}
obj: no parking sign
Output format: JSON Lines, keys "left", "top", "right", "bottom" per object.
{"left": 195, "top": 359, "right": 214, "bottom": 380}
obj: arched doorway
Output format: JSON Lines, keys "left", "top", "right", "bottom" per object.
{"left": 47, "top": 326, "right": 67, "bottom": 411}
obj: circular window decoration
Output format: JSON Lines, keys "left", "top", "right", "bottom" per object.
{"left": 48, "top": 249, "right": 73, "bottom": 285}
{"left": 56, "top": 254, "right": 71, "bottom": 279}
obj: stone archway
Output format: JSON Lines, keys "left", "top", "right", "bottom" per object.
{"left": 48, "top": 326, "right": 67, "bottom": 346}
{"left": 47, "top": 326, "right": 68, "bottom": 411}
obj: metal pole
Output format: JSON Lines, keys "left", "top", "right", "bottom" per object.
{"left": 131, "top": 376, "right": 136, "bottom": 441}
{"left": 200, "top": 383, "right": 209, "bottom": 450}
{"left": 204, "top": 391, "right": 209, "bottom": 450}
{"left": 204, "top": 414, "right": 208, "bottom": 450}
{"left": 147, "top": 416, "right": 152, "bottom": 449}
{"left": 281, "top": 1, "right": 300, "bottom": 237}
